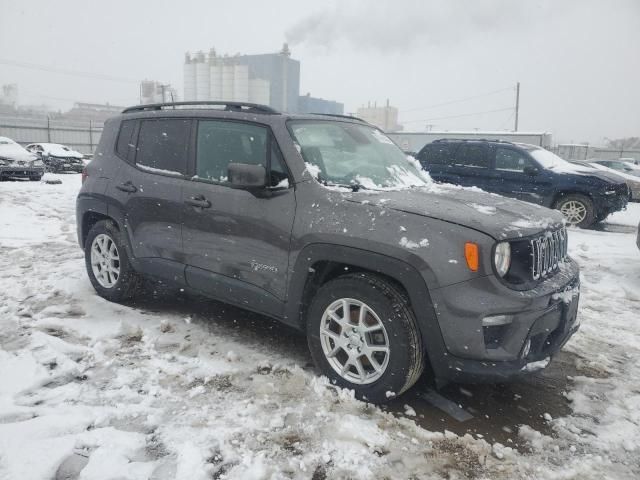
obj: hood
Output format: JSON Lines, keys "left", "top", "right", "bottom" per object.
{"left": 0, "top": 143, "right": 38, "bottom": 163}
{"left": 345, "top": 185, "right": 564, "bottom": 240}
{"left": 544, "top": 162, "right": 624, "bottom": 185}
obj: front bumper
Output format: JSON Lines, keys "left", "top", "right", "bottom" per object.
{"left": 0, "top": 165, "right": 45, "bottom": 178}
{"left": 429, "top": 258, "right": 580, "bottom": 383}
{"left": 597, "top": 190, "right": 628, "bottom": 216}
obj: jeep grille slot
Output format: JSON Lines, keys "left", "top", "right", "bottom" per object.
{"left": 530, "top": 228, "right": 567, "bottom": 280}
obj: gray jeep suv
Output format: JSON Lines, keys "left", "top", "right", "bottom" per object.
{"left": 76, "top": 102, "right": 580, "bottom": 403}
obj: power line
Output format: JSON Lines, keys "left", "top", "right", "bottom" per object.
{"left": 0, "top": 58, "right": 139, "bottom": 84}
{"left": 400, "top": 86, "right": 514, "bottom": 113}
{"left": 403, "top": 106, "right": 515, "bottom": 123}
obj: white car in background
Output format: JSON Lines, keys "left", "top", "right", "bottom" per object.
{"left": 26, "top": 142, "right": 85, "bottom": 173}
{"left": 0, "top": 137, "right": 45, "bottom": 181}
{"left": 592, "top": 159, "right": 640, "bottom": 177}
{"left": 572, "top": 160, "right": 640, "bottom": 201}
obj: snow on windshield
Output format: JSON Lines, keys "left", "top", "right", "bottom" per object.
{"left": 290, "top": 121, "right": 431, "bottom": 190}
{"left": 526, "top": 146, "right": 593, "bottom": 174}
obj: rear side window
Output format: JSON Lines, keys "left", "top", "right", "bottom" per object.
{"left": 136, "top": 119, "right": 190, "bottom": 175}
{"left": 115, "top": 120, "right": 136, "bottom": 161}
{"left": 454, "top": 144, "right": 489, "bottom": 168}
{"left": 196, "top": 120, "right": 267, "bottom": 182}
{"left": 418, "top": 143, "right": 457, "bottom": 165}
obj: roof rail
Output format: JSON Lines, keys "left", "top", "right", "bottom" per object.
{"left": 309, "top": 113, "right": 369, "bottom": 123}
{"left": 122, "top": 101, "right": 279, "bottom": 114}
{"left": 433, "top": 138, "right": 515, "bottom": 145}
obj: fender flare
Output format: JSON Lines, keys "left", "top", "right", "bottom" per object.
{"left": 285, "top": 242, "right": 450, "bottom": 379}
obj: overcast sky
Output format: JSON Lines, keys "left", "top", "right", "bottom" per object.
{"left": 1, "top": 0, "right": 638, "bottom": 144}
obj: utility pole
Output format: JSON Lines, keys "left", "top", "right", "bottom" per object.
{"left": 514, "top": 82, "right": 520, "bottom": 132}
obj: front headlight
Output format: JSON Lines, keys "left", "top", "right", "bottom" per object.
{"left": 32, "top": 160, "right": 44, "bottom": 167}
{"left": 494, "top": 242, "right": 511, "bottom": 277}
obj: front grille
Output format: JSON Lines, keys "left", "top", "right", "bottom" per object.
{"left": 530, "top": 228, "right": 568, "bottom": 280}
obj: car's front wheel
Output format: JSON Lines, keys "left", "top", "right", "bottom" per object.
{"left": 306, "top": 273, "right": 425, "bottom": 403}
{"left": 554, "top": 193, "right": 595, "bottom": 228}
{"left": 84, "top": 220, "right": 140, "bottom": 302}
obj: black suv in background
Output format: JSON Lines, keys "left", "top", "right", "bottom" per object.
{"left": 416, "top": 139, "right": 628, "bottom": 228}
{"left": 77, "top": 102, "right": 580, "bottom": 402}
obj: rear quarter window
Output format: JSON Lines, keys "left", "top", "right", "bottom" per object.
{"left": 115, "top": 119, "right": 137, "bottom": 161}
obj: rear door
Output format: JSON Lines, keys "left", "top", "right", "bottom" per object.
{"left": 450, "top": 143, "right": 492, "bottom": 189}
{"left": 181, "top": 119, "right": 295, "bottom": 314}
{"left": 110, "top": 118, "right": 191, "bottom": 270}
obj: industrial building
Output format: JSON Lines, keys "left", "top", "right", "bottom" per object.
{"left": 183, "top": 44, "right": 300, "bottom": 112}
{"left": 298, "top": 93, "right": 344, "bottom": 115}
{"left": 387, "top": 131, "right": 553, "bottom": 154}
{"left": 140, "top": 80, "right": 178, "bottom": 105}
{"left": 357, "top": 101, "right": 402, "bottom": 132}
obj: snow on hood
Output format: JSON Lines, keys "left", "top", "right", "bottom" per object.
{"left": 39, "top": 143, "right": 84, "bottom": 158}
{"left": 345, "top": 185, "right": 564, "bottom": 240}
{"left": 0, "top": 138, "right": 38, "bottom": 162}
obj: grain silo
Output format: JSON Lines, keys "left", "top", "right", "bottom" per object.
{"left": 194, "top": 51, "right": 210, "bottom": 101}
{"left": 183, "top": 53, "right": 196, "bottom": 101}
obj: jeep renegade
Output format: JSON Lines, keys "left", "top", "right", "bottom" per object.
{"left": 76, "top": 102, "right": 580, "bottom": 403}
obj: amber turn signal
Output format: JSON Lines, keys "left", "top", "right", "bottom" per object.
{"left": 464, "top": 242, "right": 479, "bottom": 272}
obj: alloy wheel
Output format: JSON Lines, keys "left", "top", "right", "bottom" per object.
{"left": 90, "top": 233, "right": 120, "bottom": 288}
{"left": 560, "top": 200, "right": 587, "bottom": 225}
{"left": 319, "top": 298, "right": 390, "bottom": 385}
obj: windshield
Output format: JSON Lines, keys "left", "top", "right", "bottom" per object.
{"left": 525, "top": 146, "right": 571, "bottom": 170}
{"left": 289, "top": 120, "right": 428, "bottom": 189}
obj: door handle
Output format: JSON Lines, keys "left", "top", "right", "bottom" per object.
{"left": 184, "top": 195, "right": 211, "bottom": 209}
{"left": 116, "top": 181, "right": 137, "bottom": 193}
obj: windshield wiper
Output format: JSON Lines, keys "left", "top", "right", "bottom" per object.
{"left": 322, "top": 180, "right": 367, "bottom": 192}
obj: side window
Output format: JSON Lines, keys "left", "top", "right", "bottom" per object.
{"left": 495, "top": 147, "right": 533, "bottom": 172}
{"left": 454, "top": 144, "right": 488, "bottom": 168}
{"left": 116, "top": 120, "right": 137, "bottom": 161}
{"left": 418, "top": 144, "right": 457, "bottom": 165}
{"left": 196, "top": 120, "right": 267, "bottom": 183}
{"left": 136, "top": 119, "right": 190, "bottom": 174}
{"left": 270, "top": 141, "right": 289, "bottom": 186}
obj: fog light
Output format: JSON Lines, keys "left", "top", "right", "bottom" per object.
{"left": 482, "top": 314, "right": 512, "bottom": 327}
{"left": 521, "top": 339, "right": 531, "bottom": 358}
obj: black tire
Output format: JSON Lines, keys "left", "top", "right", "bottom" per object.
{"left": 554, "top": 193, "right": 595, "bottom": 228}
{"left": 84, "top": 220, "right": 140, "bottom": 302}
{"left": 29, "top": 176, "right": 42, "bottom": 182}
{"left": 306, "top": 273, "right": 425, "bottom": 403}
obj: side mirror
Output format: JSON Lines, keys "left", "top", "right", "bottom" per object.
{"left": 228, "top": 163, "right": 267, "bottom": 189}
{"left": 523, "top": 165, "right": 540, "bottom": 176}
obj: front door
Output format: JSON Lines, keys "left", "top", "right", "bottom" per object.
{"left": 488, "top": 146, "right": 552, "bottom": 205}
{"left": 181, "top": 119, "right": 295, "bottom": 310}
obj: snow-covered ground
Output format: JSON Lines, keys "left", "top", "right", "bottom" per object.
{"left": 1, "top": 175, "right": 639, "bottom": 479}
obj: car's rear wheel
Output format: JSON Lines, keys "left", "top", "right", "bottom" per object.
{"left": 306, "top": 273, "right": 425, "bottom": 403}
{"left": 84, "top": 220, "right": 140, "bottom": 302}
{"left": 29, "top": 176, "right": 42, "bottom": 182}
{"left": 554, "top": 193, "right": 595, "bottom": 228}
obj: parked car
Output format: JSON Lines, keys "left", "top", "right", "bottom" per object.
{"left": 416, "top": 139, "right": 629, "bottom": 228}
{"left": 570, "top": 160, "right": 640, "bottom": 201}
{"left": 77, "top": 101, "right": 581, "bottom": 403}
{"left": 26, "top": 142, "right": 85, "bottom": 173}
{"left": 0, "top": 136, "right": 45, "bottom": 181}
{"left": 591, "top": 159, "right": 640, "bottom": 177}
